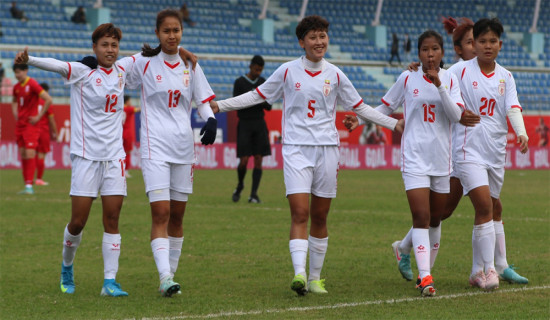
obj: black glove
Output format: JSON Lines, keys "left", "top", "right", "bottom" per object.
{"left": 78, "top": 56, "right": 98, "bottom": 69}
{"left": 200, "top": 117, "right": 217, "bottom": 145}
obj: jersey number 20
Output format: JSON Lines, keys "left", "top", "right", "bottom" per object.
{"left": 479, "top": 97, "right": 496, "bottom": 116}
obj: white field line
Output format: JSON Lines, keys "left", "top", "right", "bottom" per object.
{"left": 128, "top": 285, "right": 550, "bottom": 320}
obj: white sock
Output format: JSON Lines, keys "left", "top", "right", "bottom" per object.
{"left": 429, "top": 224, "right": 441, "bottom": 270}
{"left": 308, "top": 235, "right": 328, "bottom": 282}
{"left": 62, "top": 225, "right": 82, "bottom": 267}
{"left": 473, "top": 221, "right": 496, "bottom": 273}
{"left": 151, "top": 238, "right": 171, "bottom": 281}
{"left": 412, "top": 228, "right": 431, "bottom": 279}
{"left": 168, "top": 236, "right": 184, "bottom": 276}
{"left": 400, "top": 227, "right": 413, "bottom": 254}
{"left": 471, "top": 229, "right": 483, "bottom": 274}
{"left": 493, "top": 220, "right": 508, "bottom": 274}
{"left": 289, "top": 239, "right": 308, "bottom": 277}
{"left": 102, "top": 232, "right": 121, "bottom": 280}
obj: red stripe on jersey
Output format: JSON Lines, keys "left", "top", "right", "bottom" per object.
{"left": 337, "top": 73, "right": 340, "bottom": 86}
{"left": 88, "top": 69, "right": 96, "bottom": 77}
{"left": 67, "top": 62, "right": 72, "bottom": 80}
{"left": 201, "top": 95, "right": 216, "bottom": 104}
{"left": 132, "top": 56, "right": 135, "bottom": 62}
{"left": 381, "top": 98, "right": 390, "bottom": 106}
{"left": 352, "top": 99, "right": 363, "bottom": 109}
{"left": 461, "top": 67, "right": 466, "bottom": 80}
{"left": 511, "top": 105, "right": 523, "bottom": 111}
{"left": 481, "top": 70, "right": 495, "bottom": 78}
{"left": 283, "top": 68, "right": 288, "bottom": 82}
{"left": 404, "top": 75, "right": 409, "bottom": 88}
{"left": 423, "top": 75, "right": 432, "bottom": 83}
{"left": 450, "top": 78, "right": 453, "bottom": 90}
{"left": 118, "top": 65, "right": 125, "bottom": 72}
{"left": 457, "top": 103, "right": 465, "bottom": 110}
{"left": 143, "top": 61, "right": 151, "bottom": 75}
{"left": 256, "top": 87, "right": 266, "bottom": 99}
{"left": 100, "top": 67, "right": 113, "bottom": 75}
{"left": 164, "top": 61, "right": 180, "bottom": 69}
{"left": 305, "top": 70, "right": 321, "bottom": 77}
{"left": 80, "top": 82, "right": 85, "bottom": 158}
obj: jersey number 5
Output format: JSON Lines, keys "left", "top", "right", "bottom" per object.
{"left": 105, "top": 94, "right": 118, "bottom": 113}
{"left": 479, "top": 97, "right": 496, "bottom": 116}
{"left": 307, "top": 100, "right": 316, "bottom": 118}
{"left": 168, "top": 90, "right": 181, "bottom": 108}
{"left": 423, "top": 104, "right": 435, "bottom": 123}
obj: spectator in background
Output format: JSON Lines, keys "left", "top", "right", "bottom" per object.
{"left": 231, "top": 55, "right": 272, "bottom": 204}
{"left": 35, "top": 83, "right": 58, "bottom": 186}
{"left": 366, "top": 125, "right": 387, "bottom": 145}
{"left": 536, "top": 117, "right": 549, "bottom": 146}
{"left": 0, "top": 62, "right": 5, "bottom": 91}
{"left": 10, "top": 2, "right": 28, "bottom": 22}
{"left": 404, "top": 33, "right": 412, "bottom": 63}
{"left": 388, "top": 33, "right": 401, "bottom": 66}
{"left": 179, "top": 3, "right": 196, "bottom": 27}
{"left": 71, "top": 6, "right": 87, "bottom": 24}
{"left": 122, "top": 95, "right": 140, "bottom": 177}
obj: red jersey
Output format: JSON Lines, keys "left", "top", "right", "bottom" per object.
{"left": 123, "top": 105, "right": 136, "bottom": 140}
{"left": 13, "top": 77, "right": 44, "bottom": 127}
{"left": 37, "top": 98, "right": 54, "bottom": 132}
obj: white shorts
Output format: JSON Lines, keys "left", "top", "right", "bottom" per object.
{"left": 70, "top": 155, "right": 127, "bottom": 197}
{"left": 402, "top": 172, "right": 450, "bottom": 193}
{"left": 283, "top": 145, "right": 339, "bottom": 198}
{"left": 455, "top": 162, "right": 504, "bottom": 198}
{"left": 450, "top": 161, "right": 459, "bottom": 178}
{"left": 141, "top": 159, "right": 193, "bottom": 198}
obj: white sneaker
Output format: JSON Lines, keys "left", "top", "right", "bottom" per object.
{"left": 469, "top": 270, "right": 486, "bottom": 289}
{"left": 485, "top": 269, "right": 499, "bottom": 291}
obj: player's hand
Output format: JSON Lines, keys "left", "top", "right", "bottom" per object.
{"left": 210, "top": 100, "right": 220, "bottom": 113}
{"left": 407, "top": 61, "right": 420, "bottom": 72}
{"left": 179, "top": 47, "right": 197, "bottom": 70}
{"left": 78, "top": 56, "right": 98, "bottom": 69}
{"left": 200, "top": 117, "right": 217, "bottom": 145}
{"left": 28, "top": 115, "right": 39, "bottom": 125}
{"left": 394, "top": 119, "right": 405, "bottom": 134}
{"left": 459, "top": 110, "right": 480, "bottom": 127}
{"left": 14, "top": 47, "right": 29, "bottom": 64}
{"left": 50, "top": 129, "right": 58, "bottom": 140}
{"left": 517, "top": 135, "right": 528, "bottom": 154}
{"left": 425, "top": 67, "right": 441, "bottom": 87}
{"left": 343, "top": 114, "right": 359, "bottom": 132}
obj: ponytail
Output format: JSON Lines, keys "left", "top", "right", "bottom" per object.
{"left": 141, "top": 43, "right": 162, "bottom": 57}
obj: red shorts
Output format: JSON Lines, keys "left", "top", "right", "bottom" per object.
{"left": 37, "top": 128, "right": 51, "bottom": 153}
{"left": 16, "top": 125, "right": 40, "bottom": 149}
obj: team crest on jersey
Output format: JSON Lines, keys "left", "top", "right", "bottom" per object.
{"left": 96, "top": 78, "right": 102, "bottom": 86}
{"left": 498, "top": 79, "right": 506, "bottom": 96}
{"left": 295, "top": 82, "right": 301, "bottom": 91}
{"left": 413, "top": 88, "right": 419, "bottom": 97}
{"left": 323, "top": 79, "right": 331, "bottom": 96}
{"left": 118, "top": 73, "right": 123, "bottom": 89}
{"left": 156, "top": 75, "right": 162, "bottom": 83}
{"left": 472, "top": 81, "right": 478, "bottom": 89}
{"left": 183, "top": 70, "right": 190, "bottom": 87}
{"left": 25, "top": 86, "right": 30, "bottom": 93}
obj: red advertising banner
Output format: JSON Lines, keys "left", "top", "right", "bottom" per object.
{"left": 1, "top": 142, "right": 548, "bottom": 170}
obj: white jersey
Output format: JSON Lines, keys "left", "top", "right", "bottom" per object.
{"left": 380, "top": 69, "right": 464, "bottom": 175}
{"left": 127, "top": 51, "right": 215, "bottom": 164}
{"left": 28, "top": 56, "right": 136, "bottom": 161}
{"left": 447, "top": 60, "right": 468, "bottom": 164}
{"left": 453, "top": 57, "right": 521, "bottom": 167}
{"left": 256, "top": 57, "right": 362, "bottom": 146}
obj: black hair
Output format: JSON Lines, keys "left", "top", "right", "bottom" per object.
{"left": 39, "top": 82, "right": 49, "bottom": 91}
{"left": 13, "top": 64, "right": 28, "bottom": 71}
{"left": 124, "top": 95, "right": 130, "bottom": 103}
{"left": 142, "top": 9, "right": 183, "bottom": 57}
{"left": 418, "top": 30, "right": 445, "bottom": 68}
{"left": 250, "top": 55, "right": 264, "bottom": 67}
{"left": 92, "top": 23, "right": 122, "bottom": 44}
{"left": 473, "top": 17, "right": 503, "bottom": 39}
{"left": 295, "top": 15, "right": 329, "bottom": 40}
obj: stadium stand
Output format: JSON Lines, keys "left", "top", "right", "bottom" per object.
{"left": 0, "top": 0, "right": 548, "bottom": 111}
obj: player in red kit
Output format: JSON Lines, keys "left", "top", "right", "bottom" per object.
{"left": 122, "top": 95, "right": 140, "bottom": 177}
{"left": 11, "top": 64, "right": 53, "bottom": 194}
{"left": 35, "top": 82, "right": 58, "bottom": 185}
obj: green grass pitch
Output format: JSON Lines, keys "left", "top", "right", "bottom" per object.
{"left": 1, "top": 168, "right": 548, "bottom": 319}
